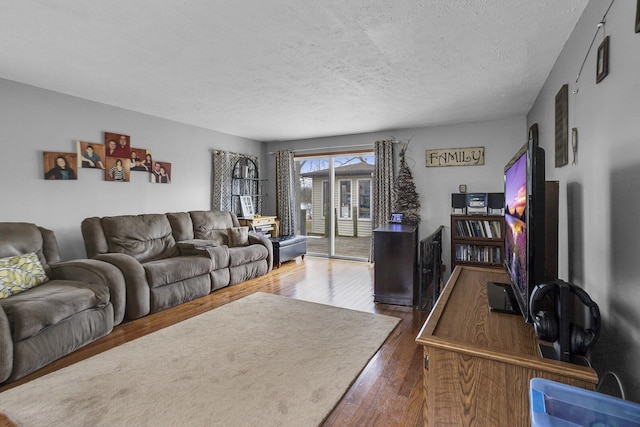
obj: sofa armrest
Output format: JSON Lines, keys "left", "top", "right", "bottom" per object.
{"left": 248, "top": 233, "right": 273, "bottom": 272}
{"left": 50, "top": 259, "right": 127, "bottom": 326}
{"left": 0, "top": 304, "right": 13, "bottom": 383}
{"left": 176, "top": 240, "right": 218, "bottom": 256}
{"left": 93, "top": 253, "right": 150, "bottom": 320}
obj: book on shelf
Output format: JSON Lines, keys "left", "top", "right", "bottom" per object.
{"left": 455, "top": 219, "right": 502, "bottom": 239}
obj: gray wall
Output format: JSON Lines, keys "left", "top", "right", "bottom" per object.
{"left": 527, "top": 0, "right": 640, "bottom": 401}
{"left": 266, "top": 115, "right": 526, "bottom": 272}
{"left": 0, "top": 79, "right": 264, "bottom": 260}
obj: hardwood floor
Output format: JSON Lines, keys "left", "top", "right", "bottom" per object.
{"left": 0, "top": 257, "right": 429, "bottom": 426}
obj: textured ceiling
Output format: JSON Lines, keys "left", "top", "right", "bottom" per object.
{"left": 0, "top": 1, "right": 588, "bottom": 142}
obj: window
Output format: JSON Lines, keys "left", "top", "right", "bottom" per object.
{"left": 358, "top": 179, "right": 371, "bottom": 219}
{"left": 322, "top": 181, "right": 329, "bottom": 218}
{"left": 339, "top": 180, "right": 352, "bottom": 219}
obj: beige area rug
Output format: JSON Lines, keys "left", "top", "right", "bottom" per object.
{"left": 0, "top": 292, "right": 399, "bottom": 426}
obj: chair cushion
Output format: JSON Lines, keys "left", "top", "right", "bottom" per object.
{"left": 0, "top": 280, "right": 110, "bottom": 341}
{"left": 143, "top": 256, "right": 213, "bottom": 288}
{"left": 228, "top": 245, "right": 269, "bottom": 267}
{"left": 0, "top": 253, "right": 49, "bottom": 299}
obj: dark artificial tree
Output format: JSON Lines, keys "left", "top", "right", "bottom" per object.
{"left": 394, "top": 141, "right": 421, "bottom": 225}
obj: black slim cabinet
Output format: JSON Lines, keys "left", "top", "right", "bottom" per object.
{"left": 373, "top": 224, "right": 418, "bottom": 306}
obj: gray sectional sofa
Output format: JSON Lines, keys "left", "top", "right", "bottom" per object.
{"left": 0, "top": 222, "right": 126, "bottom": 385}
{"left": 81, "top": 210, "right": 273, "bottom": 319}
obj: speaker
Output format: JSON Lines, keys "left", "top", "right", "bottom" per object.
{"left": 451, "top": 193, "right": 466, "bottom": 214}
{"left": 529, "top": 280, "right": 601, "bottom": 359}
{"left": 487, "top": 192, "right": 504, "bottom": 214}
{"left": 487, "top": 192, "right": 504, "bottom": 209}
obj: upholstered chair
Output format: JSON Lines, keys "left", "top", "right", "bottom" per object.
{"left": 0, "top": 222, "right": 125, "bottom": 384}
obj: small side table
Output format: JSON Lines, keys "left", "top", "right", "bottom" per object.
{"left": 269, "top": 235, "right": 307, "bottom": 268}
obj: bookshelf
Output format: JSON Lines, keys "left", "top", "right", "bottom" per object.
{"left": 451, "top": 214, "right": 505, "bottom": 268}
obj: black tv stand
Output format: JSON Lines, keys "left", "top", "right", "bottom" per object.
{"left": 486, "top": 282, "right": 521, "bottom": 316}
{"left": 538, "top": 342, "right": 590, "bottom": 367}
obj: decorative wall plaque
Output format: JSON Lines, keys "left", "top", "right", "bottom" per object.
{"left": 425, "top": 146, "right": 484, "bottom": 167}
{"left": 555, "top": 84, "right": 569, "bottom": 168}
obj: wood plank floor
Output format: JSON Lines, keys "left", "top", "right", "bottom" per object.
{"left": 0, "top": 257, "right": 429, "bottom": 426}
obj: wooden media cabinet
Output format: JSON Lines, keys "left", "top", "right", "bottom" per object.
{"left": 415, "top": 266, "right": 597, "bottom": 426}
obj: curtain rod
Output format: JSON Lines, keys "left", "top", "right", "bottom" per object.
{"left": 268, "top": 140, "right": 400, "bottom": 155}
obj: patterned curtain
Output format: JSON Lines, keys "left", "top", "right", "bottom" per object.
{"left": 276, "top": 149, "right": 297, "bottom": 236}
{"left": 212, "top": 150, "right": 259, "bottom": 214}
{"left": 369, "top": 140, "right": 395, "bottom": 262}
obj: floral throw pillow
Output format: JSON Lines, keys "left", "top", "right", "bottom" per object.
{"left": 0, "top": 252, "right": 49, "bottom": 299}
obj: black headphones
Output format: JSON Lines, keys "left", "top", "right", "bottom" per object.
{"left": 529, "top": 280, "right": 601, "bottom": 356}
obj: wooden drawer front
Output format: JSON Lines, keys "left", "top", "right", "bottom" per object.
{"left": 250, "top": 217, "right": 275, "bottom": 226}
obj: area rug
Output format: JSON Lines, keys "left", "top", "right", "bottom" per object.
{"left": 0, "top": 292, "right": 399, "bottom": 426}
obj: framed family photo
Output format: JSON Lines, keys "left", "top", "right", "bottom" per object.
{"left": 77, "top": 141, "right": 105, "bottom": 169}
{"left": 43, "top": 152, "right": 78, "bottom": 180}
{"left": 104, "top": 132, "right": 131, "bottom": 158}
{"left": 150, "top": 161, "right": 171, "bottom": 183}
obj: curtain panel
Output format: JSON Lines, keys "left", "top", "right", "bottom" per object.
{"left": 212, "top": 150, "right": 259, "bottom": 214}
{"left": 369, "top": 140, "right": 395, "bottom": 262}
{"left": 275, "top": 150, "right": 297, "bottom": 236}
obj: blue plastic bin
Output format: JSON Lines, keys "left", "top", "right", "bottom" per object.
{"left": 530, "top": 378, "right": 640, "bottom": 426}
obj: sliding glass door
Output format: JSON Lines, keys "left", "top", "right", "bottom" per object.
{"left": 295, "top": 152, "right": 374, "bottom": 260}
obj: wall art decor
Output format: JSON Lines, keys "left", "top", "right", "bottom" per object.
{"left": 596, "top": 35, "right": 610, "bottom": 83}
{"left": 240, "top": 195, "right": 255, "bottom": 218}
{"left": 77, "top": 141, "right": 105, "bottom": 169}
{"left": 43, "top": 152, "right": 78, "bottom": 180}
{"left": 425, "top": 146, "right": 484, "bottom": 167}
{"left": 150, "top": 161, "right": 171, "bottom": 183}
{"left": 105, "top": 157, "right": 130, "bottom": 182}
{"left": 555, "top": 84, "right": 569, "bottom": 168}
{"left": 104, "top": 132, "right": 131, "bottom": 158}
{"left": 129, "top": 147, "right": 152, "bottom": 171}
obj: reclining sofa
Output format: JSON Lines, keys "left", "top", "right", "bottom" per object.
{"left": 81, "top": 210, "right": 272, "bottom": 320}
{"left": 0, "top": 222, "right": 125, "bottom": 385}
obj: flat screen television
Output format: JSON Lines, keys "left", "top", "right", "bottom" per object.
{"left": 502, "top": 138, "right": 546, "bottom": 323}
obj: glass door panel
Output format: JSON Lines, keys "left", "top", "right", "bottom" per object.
{"left": 332, "top": 155, "right": 374, "bottom": 259}
{"left": 295, "top": 153, "right": 374, "bottom": 260}
{"left": 295, "top": 157, "right": 330, "bottom": 256}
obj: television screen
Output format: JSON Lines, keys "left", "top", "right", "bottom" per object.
{"left": 504, "top": 150, "right": 528, "bottom": 308}
{"left": 503, "top": 139, "right": 546, "bottom": 323}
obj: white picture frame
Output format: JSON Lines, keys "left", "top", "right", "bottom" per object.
{"left": 240, "top": 196, "right": 255, "bottom": 218}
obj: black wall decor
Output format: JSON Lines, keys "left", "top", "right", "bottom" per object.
{"left": 555, "top": 84, "right": 569, "bottom": 168}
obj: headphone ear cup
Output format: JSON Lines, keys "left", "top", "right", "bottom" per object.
{"left": 570, "top": 323, "right": 596, "bottom": 355}
{"left": 530, "top": 282, "right": 558, "bottom": 342}
{"left": 534, "top": 310, "right": 558, "bottom": 342}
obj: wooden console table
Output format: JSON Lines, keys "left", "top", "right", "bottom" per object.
{"left": 415, "top": 266, "right": 597, "bottom": 426}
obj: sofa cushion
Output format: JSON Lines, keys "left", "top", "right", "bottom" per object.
{"left": 228, "top": 244, "right": 269, "bottom": 267}
{"left": 0, "top": 253, "right": 49, "bottom": 299}
{"left": 0, "top": 280, "right": 110, "bottom": 341}
{"left": 227, "top": 227, "right": 249, "bottom": 247}
{"left": 100, "top": 214, "right": 178, "bottom": 263}
{"left": 143, "top": 256, "right": 213, "bottom": 288}
{"left": 190, "top": 211, "right": 238, "bottom": 242}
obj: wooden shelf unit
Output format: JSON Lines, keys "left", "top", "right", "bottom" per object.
{"left": 238, "top": 216, "right": 279, "bottom": 238}
{"left": 231, "top": 157, "right": 266, "bottom": 217}
{"left": 416, "top": 266, "right": 597, "bottom": 426}
{"left": 451, "top": 214, "right": 505, "bottom": 269}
